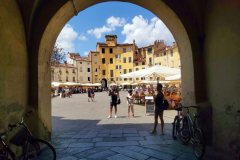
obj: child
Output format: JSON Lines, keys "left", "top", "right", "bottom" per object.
{"left": 126, "top": 90, "right": 135, "bottom": 117}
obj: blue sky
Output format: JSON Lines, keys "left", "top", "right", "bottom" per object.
{"left": 56, "top": 2, "right": 175, "bottom": 56}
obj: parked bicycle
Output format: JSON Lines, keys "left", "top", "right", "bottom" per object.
{"left": 179, "top": 106, "right": 205, "bottom": 159}
{"left": 0, "top": 110, "right": 56, "bottom": 160}
{"left": 0, "top": 132, "right": 15, "bottom": 160}
{"left": 172, "top": 106, "right": 183, "bottom": 139}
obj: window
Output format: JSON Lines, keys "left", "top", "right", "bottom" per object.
{"left": 95, "top": 68, "right": 97, "bottom": 72}
{"left": 124, "top": 69, "right": 127, "bottom": 74}
{"left": 115, "top": 55, "right": 118, "bottom": 59}
{"left": 157, "top": 54, "right": 159, "bottom": 57}
{"left": 87, "top": 62, "right": 90, "bottom": 65}
{"left": 110, "top": 78, "right": 114, "bottom": 81}
{"left": 123, "top": 48, "right": 126, "bottom": 53}
{"left": 110, "top": 70, "right": 113, "bottom": 77}
{"left": 102, "top": 48, "right": 105, "bottom": 53}
{"left": 73, "top": 69, "right": 75, "bottom": 73}
{"left": 117, "top": 47, "right": 120, "bottom": 51}
{"left": 160, "top": 53, "right": 162, "bottom": 56}
{"left": 129, "top": 78, "right": 132, "bottom": 81}
{"left": 124, "top": 78, "right": 127, "bottom": 81}
{"left": 73, "top": 77, "right": 75, "bottom": 81}
{"left": 155, "top": 63, "right": 157, "bottom": 65}
{"left": 102, "top": 58, "right": 105, "bottom": 64}
{"left": 51, "top": 75, "right": 54, "bottom": 81}
{"left": 119, "top": 65, "right": 122, "bottom": 70}
{"left": 116, "top": 77, "right": 118, "bottom": 81}
{"left": 59, "top": 76, "right": 62, "bottom": 81}
{"left": 136, "top": 78, "right": 139, "bottom": 80}
{"left": 128, "top": 47, "right": 131, "bottom": 52}
{"left": 141, "top": 77, "right": 145, "bottom": 80}
{"left": 142, "top": 67, "right": 145, "bottom": 69}
{"left": 94, "top": 53, "right": 97, "bottom": 56}
{"left": 110, "top": 58, "right": 113, "bottom": 64}
{"left": 148, "top": 48, "right": 152, "bottom": 53}
{"left": 159, "top": 62, "right": 161, "bottom": 65}
{"left": 94, "top": 58, "right": 97, "bottom": 64}
{"left": 102, "top": 70, "right": 106, "bottom": 75}
{"left": 120, "top": 77, "right": 122, "bottom": 81}
{"left": 80, "top": 76, "right": 83, "bottom": 81}
{"left": 95, "top": 78, "right": 98, "bottom": 82}
{"left": 178, "top": 50, "right": 179, "bottom": 53}
{"left": 80, "top": 62, "right": 82, "bottom": 64}
{"left": 110, "top": 48, "right": 113, "bottom": 53}
{"left": 164, "top": 52, "right": 166, "bottom": 56}
{"left": 87, "top": 68, "right": 90, "bottom": 72}
{"left": 88, "top": 77, "right": 90, "bottom": 81}
{"left": 149, "top": 58, "right": 152, "bottom": 63}
{"left": 119, "top": 54, "right": 121, "bottom": 59}
{"left": 142, "top": 62, "right": 145, "bottom": 65}
{"left": 110, "top": 42, "right": 112, "bottom": 45}
{"left": 123, "top": 57, "right": 126, "bottom": 63}
{"left": 80, "top": 67, "right": 82, "bottom": 72}
{"left": 129, "top": 57, "right": 131, "bottom": 63}
{"left": 66, "top": 69, "right": 68, "bottom": 73}
{"left": 164, "top": 59, "right": 166, "bottom": 63}
{"left": 136, "top": 68, "right": 139, "bottom": 71}
{"left": 136, "top": 63, "right": 138, "bottom": 66}
{"left": 171, "top": 52, "right": 173, "bottom": 57}
{"left": 116, "top": 65, "right": 118, "bottom": 70}
{"left": 66, "top": 76, "right": 68, "bottom": 81}
{"left": 129, "top": 69, "right": 132, "bottom": 73}
{"left": 171, "top": 50, "right": 173, "bottom": 54}
{"left": 178, "top": 59, "right": 181, "bottom": 66}
{"left": 59, "top": 68, "right": 61, "bottom": 71}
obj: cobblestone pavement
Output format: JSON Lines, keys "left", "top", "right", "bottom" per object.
{"left": 51, "top": 92, "right": 233, "bottom": 160}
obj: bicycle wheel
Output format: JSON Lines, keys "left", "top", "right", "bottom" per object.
{"left": 0, "top": 148, "right": 16, "bottom": 160}
{"left": 27, "top": 138, "right": 56, "bottom": 160}
{"left": 172, "top": 116, "right": 178, "bottom": 139}
{"left": 179, "top": 117, "right": 190, "bottom": 144}
{"left": 193, "top": 128, "right": 205, "bottom": 159}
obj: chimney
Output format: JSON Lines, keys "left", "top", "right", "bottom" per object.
{"left": 173, "top": 42, "right": 176, "bottom": 46}
{"left": 133, "top": 39, "right": 135, "bottom": 44}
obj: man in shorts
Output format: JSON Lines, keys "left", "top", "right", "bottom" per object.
{"left": 108, "top": 85, "right": 118, "bottom": 118}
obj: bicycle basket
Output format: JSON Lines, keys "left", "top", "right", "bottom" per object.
{"left": 9, "top": 127, "right": 28, "bottom": 146}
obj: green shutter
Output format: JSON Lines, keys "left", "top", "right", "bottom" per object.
{"left": 171, "top": 50, "right": 173, "bottom": 54}
{"left": 164, "top": 52, "right": 166, "bottom": 56}
{"left": 148, "top": 48, "right": 152, "bottom": 53}
{"left": 159, "top": 62, "right": 161, "bottom": 65}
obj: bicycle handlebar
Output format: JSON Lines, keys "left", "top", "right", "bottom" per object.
{"left": 8, "top": 110, "right": 33, "bottom": 131}
{"left": 0, "top": 132, "right": 7, "bottom": 139}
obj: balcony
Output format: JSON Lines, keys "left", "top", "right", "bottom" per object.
{"left": 95, "top": 72, "right": 98, "bottom": 76}
{"left": 148, "top": 63, "right": 152, "bottom": 66}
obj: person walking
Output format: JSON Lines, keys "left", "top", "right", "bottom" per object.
{"left": 126, "top": 90, "right": 134, "bottom": 117}
{"left": 87, "top": 88, "right": 91, "bottom": 102}
{"left": 150, "top": 83, "right": 165, "bottom": 135}
{"left": 108, "top": 86, "right": 118, "bottom": 118}
{"left": 91, "top": 89, "right": 95, "bottom": 101}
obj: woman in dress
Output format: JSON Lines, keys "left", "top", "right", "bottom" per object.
{"left": 126, "top": 90, "right": 135, "bottom": 117}
{"left": 150, "top": 83, "right": 165, "bottom": 135}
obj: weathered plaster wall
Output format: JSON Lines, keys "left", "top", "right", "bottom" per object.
{"left": 0, "top": 0, "right": 28, "bottom": 151}
{"left": 204, "top": 0, "right": 240, "bottom": 156}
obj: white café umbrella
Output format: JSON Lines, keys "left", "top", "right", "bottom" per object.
{"left": 109, "top": 83, "right": 118, "bottom": 86}
{"left": 165, "top": 74, "right": 181, "bottom": 80}
{"left": 51, "top": 82, "right": 62, "bottom": 87}
{"left": 120, "top": 82, "right": 132, "bottom": 85}
{"left": 120, "top": 65, "right": 180, "bottom": 83}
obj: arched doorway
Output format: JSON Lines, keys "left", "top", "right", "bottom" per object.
{"left": 101, "top": 79, "right": 107, "bottom": 88}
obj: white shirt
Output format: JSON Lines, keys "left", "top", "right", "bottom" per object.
{"left": 127, "top": 93, "right": 134, "bottom": 105}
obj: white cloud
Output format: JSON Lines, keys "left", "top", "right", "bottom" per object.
{"left": 87, "top": 16, "right": 126, "bottom": 39}
{"left": 83, "top": 50, "right": 90, "bottom": 56}
{"left": 78, "top": 33, "right": 88, "bottom": 41}
{"left": 56, "top": 24, "right": 78, "bottom": 53}
{"left": 121, "top": 15, "right": 175, "bottom": 47}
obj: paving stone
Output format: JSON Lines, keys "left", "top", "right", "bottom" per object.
{"left": 143, "top": 145, "right": 183, "bottom": 157}
{"left": 179, "top": 153, "right": 198, "bottom": 160}
{"left": 91, "top": 137, "right": 103, "bottom": 142}
{"left": 97, "top": 133, "right": 110, "bottom": 137}
{"left": 103, "top": 137, "right": 126, "bottom": 142}
{"left": 77, "top": 138, "right": 92, "bottom": 142}
{"left": 139, "top": 140, "right": 165, "bottom": 146}
{"left": 167, "top": 143, "right": 190, "bottom": 151}
{"left": 84, "top": 131, "right": 98, "bottom": 138}
{"left": 159, "top": 134, "right": 173, "bottom": 140}
{"left": 68, "top": 142, "right": 94, "bottom": 148}
{"left": 62, "top": 131, "right": 79, "bottom": 135}
{"left": 61, "top": 139, "right": 78, "bottom": 143}
{"left": 111, "top": 129, "right": 123, "bottom": 134}
{"left": 123, "top": 128, "right": 138, "bottom": 133}
{"left": 58, "top": 134, "right": 74, "bottom": 138}
{"left": 163, "top": 139, "right": 175, "bottom": 144}
{"left": 145, "top": 136, "right": 162, "bottom": 141}
{"left": 140, "top": 149, "right": 175, "bottom": 160}
{"left": 88, "top": 150, "right": 116, "bottom": 159}
{"left": 78, "top": 131, "right": 90, "bottom": 134}
{"left": 54, "top": 143, "right": 70, "bottom": 149}
{"left": 124, "top": 146, "right": 144, "bottom": 152}
{"left": 110, "top": 134, "right": 122, "bottom": 137}
{"left": 58, "top": 156, "right": 78, "bottom": 160}
{"left": 99, "top": 129, "right": 111, "bottom": 133}
{"left": 111, "top": 147, "right": 149, "bottom": 160}
{"left": 71, "top": 134, "right": 86, "bottom": 139}
{"left": 73, "top": 147, "right": 112, "bottom": 159}
{"left": 95, "top": 141, "right": 139, "bottom": 147}
{"left": 126, "top": 137, "right": 145, "bottom": 141}
{"left": 106, "top": 154, "right": 135, "bottom": 160}
{"left": 139, "top": 131, "right": 150, "bottom": 137}
{"left": 123, "top": 133, "right": 139, "bottom": 137}
{"left": 57, "top": 147, "right": 92, "bottom": 159}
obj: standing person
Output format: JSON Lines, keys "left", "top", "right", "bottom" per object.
{"left": 87, "top": 88, "right": 91, "bottom": 102}
{"left": 151, "top": 83, "right": 165, "bottom": 135}
{"left": 91, "top": 89, "right": 95, "bottom": 101}
{"left": 126, "top": 90, "right": 134, "bottom": 117}
{"left": 147, "top": 86, "right": 150, "bottom": 93}
{"left": 135, "top": 85, "right": 139, "bottom": 93}
{"left": 108, "top": 86, "right": 118, "bottom": 118}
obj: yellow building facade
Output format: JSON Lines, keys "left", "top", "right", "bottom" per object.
{"left": 91, "top": 35, "right": 181, "bottom": 87}
{"left": 51, "top": 63, "right": 77, "bottom": 83}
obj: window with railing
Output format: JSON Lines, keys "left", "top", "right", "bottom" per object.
{"left": 110, "top": 48, "right": 113, "bottom": 54}
{"left": 142, "top": 62, "right": 145, "bottom": 65}
{"left": 72, "top": 69, "right": 75, "bottom": 73}
{"left": 73, "top": 77, "right": 75, "bottom": 81}
{"left": 124, "top": 69, "right": 127, "bottom": 74}
{"left": 128, "top": 47, "right": 131, "bottom": 52}
{"left": 102, "top": 70, "right": 106, "bottom": 75}
{"left": 66, "top": 69, "right": 68, "bottom": 73}
{"left": 148, "top": 48, "right": 152, "bottom": 53}
{"left": 110, "top": 58, "right": 113, "bottom": 64}
{"left": 87, "top": 68, "right": 90, "bottom": 72}
{"left": 129, "top": 57, "right": 131, "bottom": 63}
{"left": 116, "top": 65, "right": 118, "bottom": 70}
{"left": 115, "top": 55, "right": 118, "bottom": 59}
{"left": 116, "top": 77, "right": 118, "bottom": 81}
{"left": 124, "top": 78, "right": 127, "bottom": 81}
{"left": 123, "top": 57, "right": 126, "bottom": 63}
{"left": 123, "top": 48, "right": 126, "bottom": 53}
{"left": 156, "top": 54, "right": 159, "bottom": 57}
{"left": 110, "top": 70, "right": 113, "bottom": 77}
{"left": 119, "top": 65, "right": 122, "bottom": 70}
{"left": 102, "top": 48, "right": 105, "bottom": 53}
{"left": 66, "top": 76, "right": 68, "bottom": 81}
{"left": 88, "top": 77, "right": 90, "bottom": 81}
{"left": 80, "top": 67, "right": 82, "bottom": 72}
{"left": 164, "top": 52, "right": 166, "bottom": 56}
{"left": 94, "top": 58, "right": 97, "bottom": 64}
{"left": 110, "top": 78, "right": 114, "bottom": 81}
{"left": 119, "top": 54, "right": 121, "bottom": 59}
{"left": 102, "top": 58, "right": 105, "bottom": 64}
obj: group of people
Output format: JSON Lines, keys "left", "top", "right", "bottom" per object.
{"left": 87, "top": 88, "right": 95, "bottom": 102}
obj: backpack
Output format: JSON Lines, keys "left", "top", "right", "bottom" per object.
{"left": 162, "top": 99, "right": 169, "bottom": 110}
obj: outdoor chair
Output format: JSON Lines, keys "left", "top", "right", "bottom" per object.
{"left": 134, "top": 95, "right": 140, "bottom": 103}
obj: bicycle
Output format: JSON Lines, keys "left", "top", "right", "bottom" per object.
{"left": 7, "top": 110, "right": 56, "bottom": 160}
{"left": 179, "top": 106, "right": 205, "bottom": 159}
{"left": 172, "top": 106, "right": 183, "bottom": 139}
{"left": 0, "top": 132, "right": 16, "bottom": 160}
